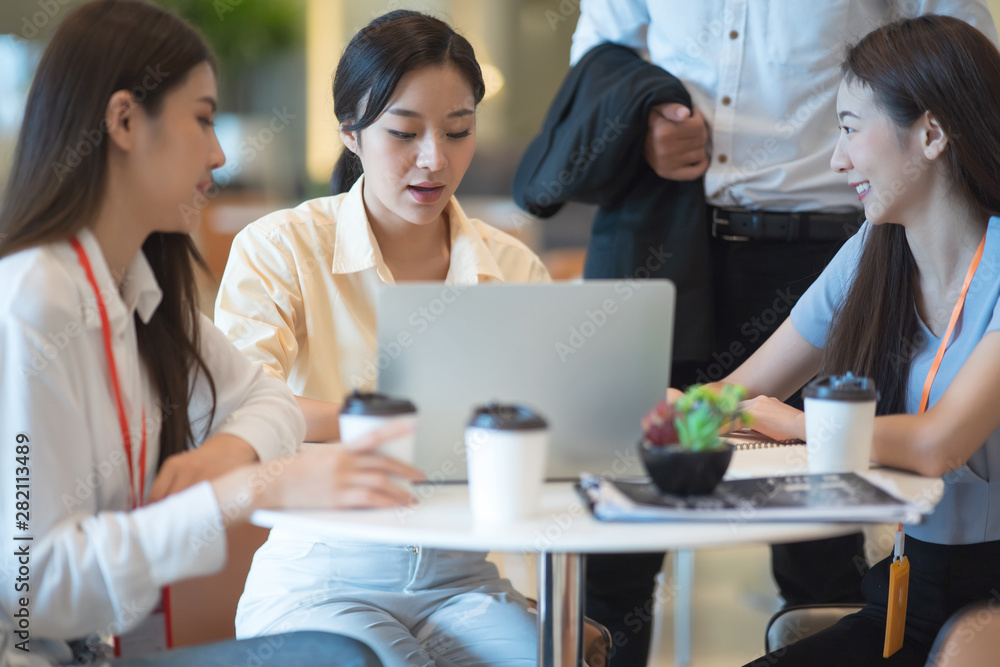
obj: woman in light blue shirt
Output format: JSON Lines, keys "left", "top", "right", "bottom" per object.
{"left": 702, "top": 15, "right": 1000, "bottom": 667}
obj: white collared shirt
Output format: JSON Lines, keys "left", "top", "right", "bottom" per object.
{"left": 214, "top": 176, "right": 551, "bottom": 402}
{"left": 0, "top": 229, "right": 304, "bottom": 664}
{"left": 570, "top": 0, "right": 997, "bottom": 211}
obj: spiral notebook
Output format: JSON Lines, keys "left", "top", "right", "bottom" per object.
{"left": 722, "top": 429, "right": 804, "bottom": 450}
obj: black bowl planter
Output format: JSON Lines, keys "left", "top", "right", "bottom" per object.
{"left": 639, "top": 440, "right": 734, "bottom": 496}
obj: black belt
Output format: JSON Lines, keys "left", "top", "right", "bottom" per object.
{"left": 710, "top": 207, "right": 863, "bottom": 242}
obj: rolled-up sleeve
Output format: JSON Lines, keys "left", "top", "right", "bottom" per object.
{"left": 570, "top": 0, "right": 651, "bottom": 65}
{"left": 789, "top": 222, "right": 870, "bottom": 349}
{"left": 524, "top": 253, "right": 553, "bottom": 284}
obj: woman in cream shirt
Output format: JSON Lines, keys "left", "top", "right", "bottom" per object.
{"left": 215, "top": 10, "right": 548, "bottom": 667}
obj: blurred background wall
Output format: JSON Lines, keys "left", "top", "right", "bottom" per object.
{"left": 0, "top": 0, "right": 592, "bottom": 272}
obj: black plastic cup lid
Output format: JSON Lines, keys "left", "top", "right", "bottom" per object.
{"left": 340, "top": 390, "right": 416, "bottom": 416}
{"left": 802, "top": 373, "right": 878, "bottom": 402}
{"left": 467, "top": 403, "right": 548, "bottom": 431}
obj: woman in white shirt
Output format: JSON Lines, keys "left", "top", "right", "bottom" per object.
{"left": 0, "top": 2, "right": 422, "bottom": 665}
{"left": 215, "top": 10, "right": 548, "bottom": 667}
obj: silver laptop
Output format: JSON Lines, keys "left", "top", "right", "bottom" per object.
{"left": 375, "top": 281, "right": 674, "bottom": 481}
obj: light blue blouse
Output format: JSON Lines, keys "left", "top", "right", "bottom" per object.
{"left": 791, "top": 218, "right": 1000, "bottom": 544}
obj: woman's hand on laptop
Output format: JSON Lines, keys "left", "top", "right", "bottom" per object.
{"left": 738, "top": 396, "right": 805, "bottom": 442}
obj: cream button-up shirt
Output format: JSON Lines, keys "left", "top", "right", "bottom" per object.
{"left": 214, "top": 176, "right": 551, "bottom": 403}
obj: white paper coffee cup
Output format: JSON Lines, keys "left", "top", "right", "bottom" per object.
{"left": 465, "top": 404, "right": 548, "bottom": 525}
{"left": 339, "top": 391, "right": 417, "bottom": 464}
{"left": 803, "top": 374, "right": 878, "bottom": 474}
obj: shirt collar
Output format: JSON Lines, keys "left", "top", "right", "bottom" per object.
{"left": 76, "top": 228, "right": 164, "bottom": 328}
{"left": 331, "top": 175, "right": 386, "bottom": 278}
{"left": 444, "top": 197, "right": 504, "bottom": 285}
{"left": 331, "top": 175, "right": 505, "bottom": 285}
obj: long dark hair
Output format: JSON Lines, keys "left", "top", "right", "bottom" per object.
{"left": 822, "top": 15, "right": 1000, "bottom": 414}
{"left": 0, "top": 0, "right": 217, "bottom": 468}
{"left": 330, "top": 10, "right": 486, "bottom": 194}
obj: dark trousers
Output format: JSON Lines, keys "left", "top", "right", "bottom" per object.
{"left": 585, "top": 235, "right": 866, "bottom": 667}
{"left": 745, "top": 536, "right": 1000, "bottom": 666}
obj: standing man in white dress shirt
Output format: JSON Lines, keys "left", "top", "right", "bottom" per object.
{"left": 565, "top": 1, "right": 997, "bottom": 664}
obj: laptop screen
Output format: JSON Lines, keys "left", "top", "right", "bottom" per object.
{"left": 376, "top": 281, "right": 674, "bottom": 481}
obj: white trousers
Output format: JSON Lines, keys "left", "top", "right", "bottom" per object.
{"left": 236, "top": 530, "right": 537, "bottom": 667}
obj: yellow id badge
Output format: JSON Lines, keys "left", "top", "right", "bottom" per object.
{"left": 883, "top": 555, "right": 909, "bottom": 658}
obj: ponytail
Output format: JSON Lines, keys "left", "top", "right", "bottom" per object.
{"left": 331, "top": 148, "right": 363, "bottom": 195}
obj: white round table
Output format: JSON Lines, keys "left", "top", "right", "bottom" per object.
{"left": 253, "top": 447, "right": 943, "bottom": 666}
{"left": 252, "top": 481, "right": 865, "bottom": 552}
{"left": 252, "top": 481, "right": 873, "bottom": 667}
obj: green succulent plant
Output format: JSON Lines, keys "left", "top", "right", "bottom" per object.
{"left": 672, "top": 384, "right": 751, "bottom": 452}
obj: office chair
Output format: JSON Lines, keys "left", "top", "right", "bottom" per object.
{"left": 925, "top": 601, "right": 1000, "bottom": 667}
{"left": 764, "top": 603, "right": 866, "bottom": 653}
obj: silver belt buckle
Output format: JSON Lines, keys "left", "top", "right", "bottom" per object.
{"left": 711, "top": 208, "right": 751, "bottom": 242}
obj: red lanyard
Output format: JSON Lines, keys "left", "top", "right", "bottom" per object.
{"left": 917, "top": 234, "right": 986, "bottom": 415}
{"left": 72, "top": 238, "right": 172, "bottom": 652}
{"left": 70, "top": 239, "right": 147, "bottom": 509}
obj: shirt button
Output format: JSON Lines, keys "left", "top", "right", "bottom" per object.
{"left": 721, "top": 96, "right": 732, "bottom": 106}
{"left": 718, "top": 154, "right": 728, "bottom": 164}
{"left": 729, "top": 30, "right": 739, "bottom": 39}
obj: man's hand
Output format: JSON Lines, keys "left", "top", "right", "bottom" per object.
{"left": 645, "top": 103, "right": 710, "bottom": 181}
{"left": 148, "top": 435, "right": 259, "bottom": 503}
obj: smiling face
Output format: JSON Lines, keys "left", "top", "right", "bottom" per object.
{"left": 830, "top": 79, "right": 943, "bottom": 226}
{"left": 340, "top": 63, "right": 477, "bottom": 231}
{"left": 127, "top": 61, "right": 225, "bottom": 234}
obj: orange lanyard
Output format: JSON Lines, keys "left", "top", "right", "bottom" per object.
{"left": 917, "top": 234, "right": 986, "bottom": 415}
{"left": 897, "top": 233, "right": 986, "bottom": 548}
{"left": 885, "top": 233, "right": 985, "bottom": 658}
{"left": 71, "top": 239, "right": 147, "bottom": 509}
